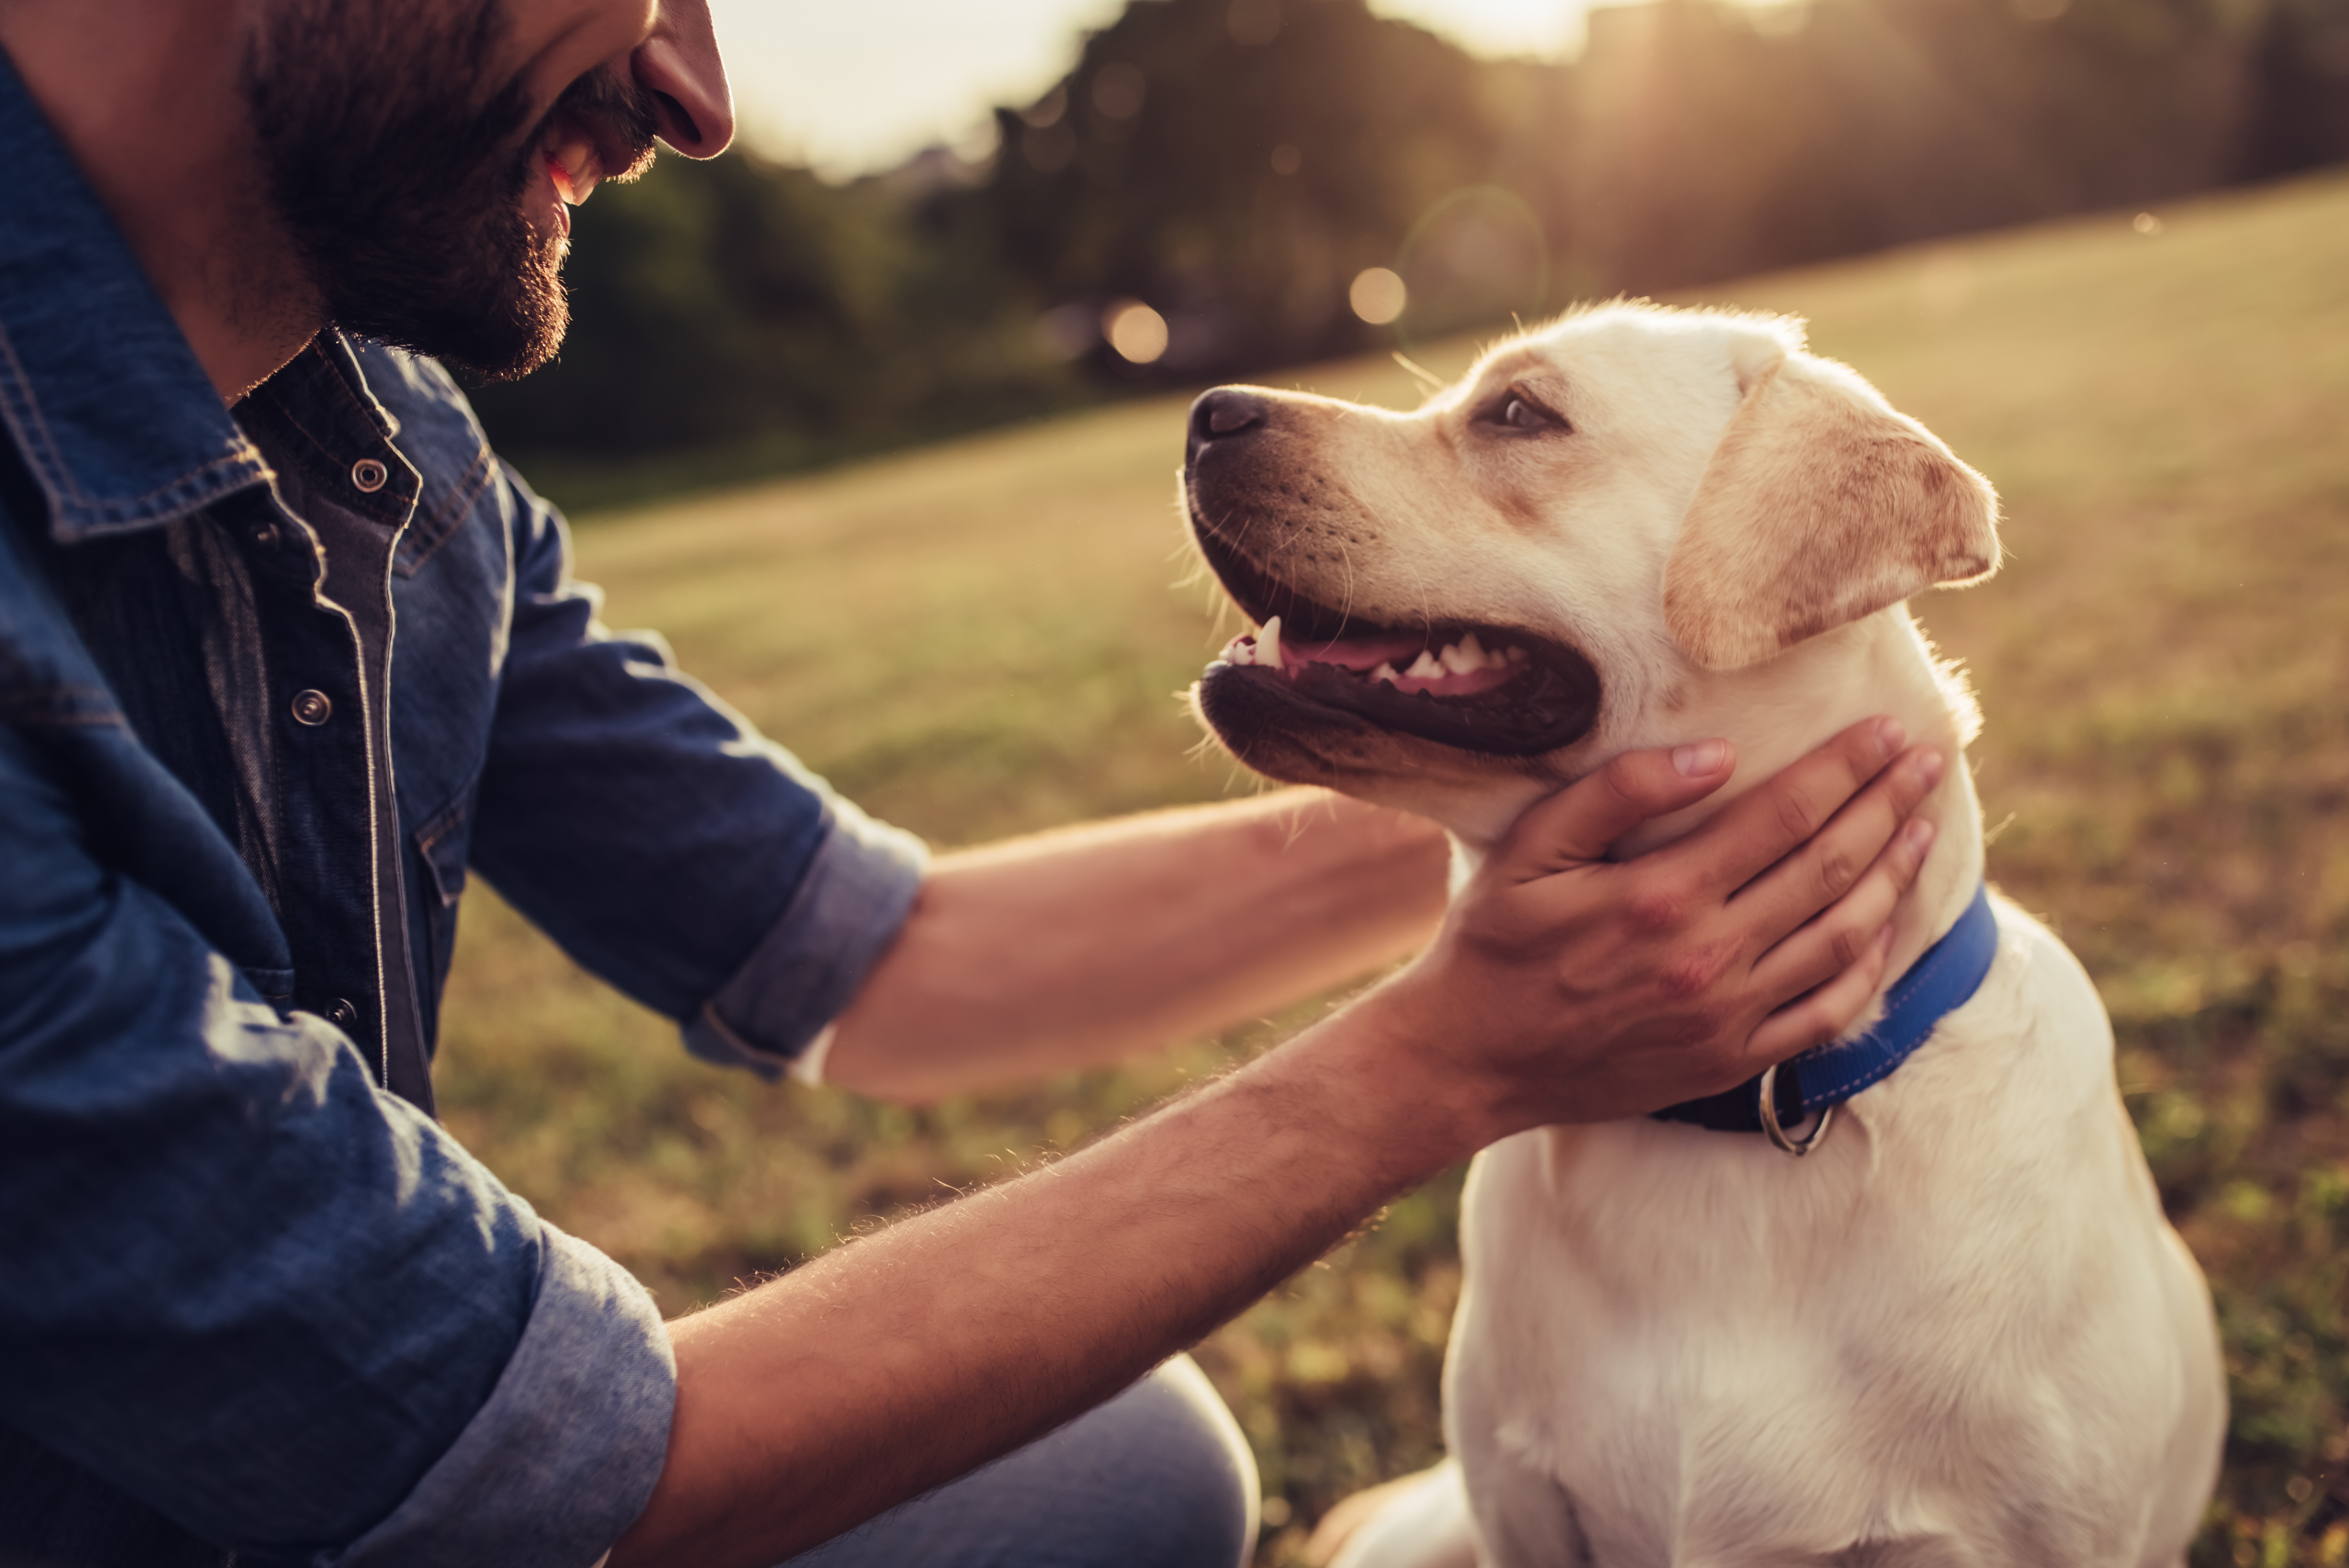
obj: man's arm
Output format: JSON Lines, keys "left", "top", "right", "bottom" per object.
{"left": 611, "top": 721, "right": 1945, "bottom": 1568}
{"left": 0, "top": 729, "right": 675, "bottom": 1568}
{"left": 819, "top": 789, "right": 1450, "bottom": 1102}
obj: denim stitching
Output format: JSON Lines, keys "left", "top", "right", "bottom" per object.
{"left": 253, "top": 354, "right": 415, "bottom": 526}
{"left": 0, "top": 319, "right": 272, "bottom": 531}
{"left": 0, "top": 318, "right": 88, "bottom": 507}
{"left": 413, "top": 789, "right": 476, "bottom": 908}
{"left": 396, "top": 441, "right": 495, "bottom": 577}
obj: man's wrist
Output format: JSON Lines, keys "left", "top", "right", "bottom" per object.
{"left": 1268, "top": 978, "right": 1503, "bottom": 1186}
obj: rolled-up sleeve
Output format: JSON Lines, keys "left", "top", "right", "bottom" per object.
{"left": 470, "top": 468, "right": 925, "bottom": 1073}
{"left": 328, "top": 1228, "right": 674, "bottom": 1568}
{"left": 0, "top": 726, "right": 675, "bottom": 1567}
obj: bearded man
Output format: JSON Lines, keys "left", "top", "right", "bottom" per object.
{"left": 0, "top": 3, "right": 1946, "bottom": 1566}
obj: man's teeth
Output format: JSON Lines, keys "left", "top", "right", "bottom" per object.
{"left": 546, "top": 135, "right": 604, "bottom": 206}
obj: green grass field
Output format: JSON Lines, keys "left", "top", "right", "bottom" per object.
{"left": 437, "top": 170, "right": 2349, "bottom": 1565}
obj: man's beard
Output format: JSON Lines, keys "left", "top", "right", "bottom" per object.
{"left": 242, "top": 1, "right": 659, "bottom": 382}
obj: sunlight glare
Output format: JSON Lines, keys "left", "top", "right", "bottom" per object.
{"left": 1367, "top": 0, "right": 1591, "bottom": 58}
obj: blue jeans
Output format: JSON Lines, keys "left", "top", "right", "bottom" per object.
{"left": 784, "top": 1357, "right": 1259, "bottom": 1568}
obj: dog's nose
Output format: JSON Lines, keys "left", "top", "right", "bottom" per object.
{"left": 1188, "top": 388, "right": 1268, "bottom": 458}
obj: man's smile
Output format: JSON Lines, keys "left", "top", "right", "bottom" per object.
{"left": 526, "top": 72, "right": 659, "bottom": 238}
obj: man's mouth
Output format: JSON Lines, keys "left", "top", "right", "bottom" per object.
{"left": 1192, "top": 523, "right": 1601, "bottom": 756}
{"left": 541, "top": 115, "right": 608, "bottom": 211}
{"left": 529, "top": 66, "right": 661, "bottom": 235}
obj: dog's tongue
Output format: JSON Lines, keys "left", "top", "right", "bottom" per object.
{"left": 1218, "top": 618, "right": 1424, "bottom": 673}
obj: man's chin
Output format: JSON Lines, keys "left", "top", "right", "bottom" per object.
{"left": 433, "top": 289, "right": 568, "bottom": 383}
{"left": 322, "top": 219, "right": 570, "bottom": 384}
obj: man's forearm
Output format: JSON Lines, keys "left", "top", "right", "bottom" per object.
{"left": 822, "top": 790, "right": 1450, "bottom": 1102}
{"left": 610, "top": 996, "right": 1474, "bottom": 1568}
{"left": 613, "top": 726, "right": 1946, "bottom": 1568}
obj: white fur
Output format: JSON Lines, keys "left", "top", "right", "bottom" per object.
{"left": 1191, "top": 306, "right": 2225, "bottom": 1568}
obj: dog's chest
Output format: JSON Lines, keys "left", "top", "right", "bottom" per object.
{"left": 1441, "top": 930, "right": 2203, "bottom": 1566}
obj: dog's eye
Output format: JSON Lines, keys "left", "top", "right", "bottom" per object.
{"left": 1483, "top": 389, "right": 1565, "bottom": 434}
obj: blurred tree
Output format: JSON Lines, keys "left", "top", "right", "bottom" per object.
{"left": 1552, "top": 0, "right": 2263, "bottom": 292}
{"left": 962, "top": 0, "right": 1525, "bottom": 372}
{"left": 2234, "top": 0, "right": 2349, "bottom": 179}
{"left": 466, "top": 151, "right": 1077, "bottom": 482}
{"left": 469, "top": 0, "right": 2349, "bottom": 483}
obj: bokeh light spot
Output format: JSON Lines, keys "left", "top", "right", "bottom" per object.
{"left": 1270, "top": 143, "right": 1303, "bottom": 176}
{"left": 1092, "top": 62, "right": 1147, "bottom": 121}
{"left": 1350, "top": 267, "right": 1409, "bottom": 326}
{"left": 1104, "top": 299, "right": 1170, "bottom": 364}
{"left": 2133, "top": 211, "right": 2165, "bottom": 235}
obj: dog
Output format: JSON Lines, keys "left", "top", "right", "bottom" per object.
{"left": 1179, "top": 303, "right": 2226, "bottom": 1568}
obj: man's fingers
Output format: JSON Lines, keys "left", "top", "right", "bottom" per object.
{"left": 1671, "top": 717, "right": 1909, "bottom": 896}
{"left": 1744, "top": 923, "right": 1896, "bottom": 1067}
{"left": 1497, "top": 740, "right": 1736, "bottom": 879}
{"left": 1748, "top": 814, "right": 1937, "bottom": 1001}
{"left": 1730, "top": 745, "right": 1946, "bottom": 948}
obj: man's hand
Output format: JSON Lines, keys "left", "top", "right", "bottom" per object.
{"left": 1366, "top": 717, "right": 1945, "bottom": 1141}
{"left": 612, "top": 719, "right": 1946, "bottom": 1568}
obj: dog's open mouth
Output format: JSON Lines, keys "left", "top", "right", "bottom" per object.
{"left": 1194, "top": 526, "right": 1600, "bottom": 756}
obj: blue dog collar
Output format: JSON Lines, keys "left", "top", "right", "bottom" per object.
{"left": 1653, "top": 881, "right": 2000, "bottom": 1143}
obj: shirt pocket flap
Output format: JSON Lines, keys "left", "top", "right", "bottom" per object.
{"left": 415, "top": 795, "right": 471, "bottom": 908}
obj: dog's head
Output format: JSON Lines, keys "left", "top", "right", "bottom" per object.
{"left": 1182, "top": 303, "right": 2000, "bottom": 840}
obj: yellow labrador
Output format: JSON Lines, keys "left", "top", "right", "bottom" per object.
{"left": 1180, "top": 304, "right": 2225, "bottom": 1568}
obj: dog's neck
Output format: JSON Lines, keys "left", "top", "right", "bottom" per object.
{"left": 1456, "top": 607, "right": 1986, "bottom": 995}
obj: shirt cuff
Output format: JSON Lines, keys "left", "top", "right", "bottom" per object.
{"left": 684, "top": 798, "right": 927, "bottom": 1080}
{"left": 325, "top": 1226, "right": 676, "bottom": 1568}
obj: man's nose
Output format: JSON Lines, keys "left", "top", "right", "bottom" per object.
{"left": 633, "top": 0, "right": 734, "bottom": 158}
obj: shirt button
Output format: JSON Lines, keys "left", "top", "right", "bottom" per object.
{"left": 290, "top": 689, "right": 334, "bottom": 726}
{"left": 324, "top": 998, "right": 359, "bottom": 1031}
{"left": 252, "top": 522, "right": 281, "bottom": 550}
{"left": 351, "top": 457, "right": 390, "bottom": 493}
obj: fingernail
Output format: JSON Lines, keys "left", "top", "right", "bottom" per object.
{"left": 1904, "top": 818, "right": 1938, "bottom": 852}
{"left": 1874, "top": 717, "right": 1906, "bottom": 759}
{"left": 1914, "top": 748, "right": 1947, "bottom": 788}
{"left": 1876, "top": 923, "right": 1898, "bottom": 955}
{"left": 1673, "top": 739, "right": 1730, "bottom": 777}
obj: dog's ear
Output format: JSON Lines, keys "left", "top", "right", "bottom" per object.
{"left": 1663, "top": 350, "right": 2001, "bottom": 671}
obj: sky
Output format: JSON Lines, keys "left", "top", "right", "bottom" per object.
{"left": 710, "top": 0, "right": 1594, "bottom": 178}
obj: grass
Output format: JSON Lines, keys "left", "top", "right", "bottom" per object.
{"left": 436, "top": 168, "right": 2349, "bottom": 1565}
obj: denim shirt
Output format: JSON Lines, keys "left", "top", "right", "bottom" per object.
{"left": 0, "top": 50, "right": 926, "bottom": 1568}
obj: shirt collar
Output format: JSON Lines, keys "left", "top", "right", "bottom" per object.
{"left": 0, "top": 44, "right": 271, "bottom": 544}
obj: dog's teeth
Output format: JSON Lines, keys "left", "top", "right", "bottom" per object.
{"left": 1440, "top": 634, "right": 1492, "bottom": 675}
{"left": 1506, "top": 646, "right": 1529, "bottom": 664}
{"left": 1406, "top": 650, "right": 1444, "bottom": 680}
{"left": 1372, "top": 661, "right": 1401, "bottom": 685}
{"left": 1230, "top": 639, "right": 1256, "bottom": 666}
{"left": 1259, "top": 616, "right": 1283, "bottom": 669}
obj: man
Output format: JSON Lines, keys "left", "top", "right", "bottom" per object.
{"left": 0, "top": 3, "right": 1946, "bottom": 1566}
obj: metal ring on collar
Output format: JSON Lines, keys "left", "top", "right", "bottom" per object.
{"left": 1757, "top": 1062, "right": 1836, "bottom": 1157}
